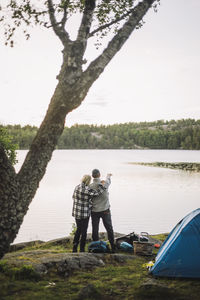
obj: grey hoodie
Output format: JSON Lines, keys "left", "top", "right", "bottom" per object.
{"left": 89, "top": 175, "right": 111, "bottom": 212}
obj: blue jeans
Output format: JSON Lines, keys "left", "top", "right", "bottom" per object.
{"left": 91, "top": 209, "right": 115, "bottom": 250}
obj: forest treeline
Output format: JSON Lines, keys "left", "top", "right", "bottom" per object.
{"left": 1, "top": 119, "right": 200, "bottom": 150}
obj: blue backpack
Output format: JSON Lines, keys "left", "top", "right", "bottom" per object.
{"left": 119, "top": 241, "right": 133, "bottom": 252}
{"left": 88, "top": 241, "right": 108, "bottom": 253}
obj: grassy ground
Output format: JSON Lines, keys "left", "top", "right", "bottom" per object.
{"left": 0, "top": 234, "right": 200, "bottom": 300}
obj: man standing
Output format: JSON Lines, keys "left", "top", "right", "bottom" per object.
{"left": 90, "top": 169, "right": 115, "bottom": 253}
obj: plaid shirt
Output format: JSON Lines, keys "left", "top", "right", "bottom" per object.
{"left": 72, "top": 183, "right": 106, "bottom": 219}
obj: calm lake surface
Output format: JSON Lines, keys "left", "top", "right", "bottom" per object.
{"left": 14, "top": 150, "right": 200, "bottom": 244}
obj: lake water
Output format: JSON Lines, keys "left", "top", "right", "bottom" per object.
{"left": 14, "top": 150, "right": 200, "bottom": 244}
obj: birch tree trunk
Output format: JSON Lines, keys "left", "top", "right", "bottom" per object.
{"left": 0, "top": 0, "right": 156, "bottom": 258}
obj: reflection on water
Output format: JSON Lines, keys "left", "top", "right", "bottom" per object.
{"left": 14, "top": 150, "right": 200, "bottom": 243}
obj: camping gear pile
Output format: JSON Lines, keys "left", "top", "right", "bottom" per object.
{"left": 87, "top": 231, "right": 155, "bottom": 254}
{"left": 115, "top": 231, "right": 154, "bottom": 255}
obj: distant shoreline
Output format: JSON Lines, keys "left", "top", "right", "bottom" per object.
{"left": 129, "top": 162, "right": 200, "bottom": 172}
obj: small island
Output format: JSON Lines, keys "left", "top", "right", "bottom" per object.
{"left": 130, "top": 162, "right": 200, "bottom": 172}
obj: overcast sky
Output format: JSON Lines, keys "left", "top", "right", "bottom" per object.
{"left": 1, "top": 0, "right": 200, "bottom": 127}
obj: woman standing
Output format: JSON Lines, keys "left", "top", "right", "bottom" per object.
{"left": 72, "top": 175, "right": 106, "bottom": 252}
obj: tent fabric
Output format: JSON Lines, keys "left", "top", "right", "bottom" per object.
{"left": 150, "top": 208, "right": 200, "bottom": 278}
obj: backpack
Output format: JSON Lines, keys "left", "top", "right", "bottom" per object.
{"left": 88, "top": 241, "right": 109, "bottom": 253}
{"left": 119, "top": 241, "right": 133, "bottom": 252}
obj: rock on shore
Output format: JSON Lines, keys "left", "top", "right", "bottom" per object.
{"left": 4, "top": 250, "right": 136, "bottom": 277}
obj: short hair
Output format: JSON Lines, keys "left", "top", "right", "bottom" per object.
{"left": 92, "top": 169, "right": 100, "bottom": 178}
{"left": 81, "top": 175, "right": 91, "bottom": 186}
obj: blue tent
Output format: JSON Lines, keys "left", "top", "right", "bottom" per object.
{"left": 150, "top": 208, "right": 200, "bottom": 278}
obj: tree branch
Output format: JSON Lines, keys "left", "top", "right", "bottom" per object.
{"left": 76, "top": 0, "right": 96, "bottom": 56}
{"left": 89, "top": 7, "right": 134, "bottom": 38}
{"left": 83, "top": 0, "right": 156, "bottom": 84}
{"left": 0, "top": 144, "right": 16, "bottom": 193}
{"left": 61, "top": 5, "right": 68, "bottom": 29}
{"left": 47, "top": 0, "right": 69, "bottom": 45}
